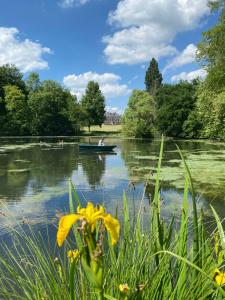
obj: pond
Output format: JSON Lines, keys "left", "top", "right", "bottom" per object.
{"left": 0, "top": 137, "right": 225, "bottom": 242}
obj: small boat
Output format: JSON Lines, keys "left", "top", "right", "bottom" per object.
{"left": 79, "top": 144, "right": 117, "bottom": 152}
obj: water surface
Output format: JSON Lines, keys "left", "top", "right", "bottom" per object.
{"left": 0, "top": 137, "right": 224, "bottom": 238}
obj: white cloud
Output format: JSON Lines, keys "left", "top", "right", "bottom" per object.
{"left": 63, "top": 71, "right": 131, "bottom": 99}
{"left": 171, "top": 68, "right": 207, "bottom": 82}
{"left": 164, "top": 44, "right": 197, "bottom": 72}
{"left": 103, "top": 0, "right": 209, "bottom": 65}
{"left": 103, "top": 25, "right": 177, "bottom": 65}
{"left": 0, "top": 27, "right": 52, "bottom": 73}
{"left": 58, "top": 0, "right": 90, "bottom": 8}
{"left": 106, "top": 105, "right": 123, "bottom": 115}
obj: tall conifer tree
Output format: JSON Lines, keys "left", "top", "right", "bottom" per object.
{"left": 145, "top": 58, "right": 162, "bottom": 95}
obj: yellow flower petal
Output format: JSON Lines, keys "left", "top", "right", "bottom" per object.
{"left": 57, "top": 214, "right": 80, "bottom": 247}
{"left": 101, "top": 213, "right": 120, "bottom": 245}
{"left": 90, "top": 205, "right": 105, "bottom": 232}
{"left": 119, "top": 283, "right": 130, "bottom": 293}
{"left": 77, "top": 202, "right": 95, "bottom": 223}
{"left": 214, "top": 268, "right": 225, "bottom": 286}
{"left": 93, "top": 205, "right": 105, "bottom": 219}
{"left": 67, "top": 249, "right": 80, "bottom": 261}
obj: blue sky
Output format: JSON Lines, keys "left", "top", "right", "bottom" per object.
{"left": 0, "top": 0, "right": 218, "bottom": 113}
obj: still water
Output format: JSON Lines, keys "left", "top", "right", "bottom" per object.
{"left": 0, "top": 137, "right": 225, "bottom": 239}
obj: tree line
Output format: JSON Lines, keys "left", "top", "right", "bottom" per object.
{"left": 0, "top": 0, "right": 224, "bottom": 139}
{"left": 123, "top": 0, "right": 225, "bottom": 140}
{"left": 0, "top": 67, "right": 105, "bottom": 136}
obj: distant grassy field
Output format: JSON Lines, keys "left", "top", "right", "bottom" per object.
{"left": 82, "top": 124, "right": 122, "bottom": 136}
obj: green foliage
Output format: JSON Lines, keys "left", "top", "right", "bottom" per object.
{"left": 81, "top": 81, "right": 105, "bottom": 131}
{"left": 197, "top": 9, "right": 225, "bottom": 92}
{"left": 145, "top": 58, "right": 163, "bottom": 95}
{"left": 0, "top": 64, "right": 26, "bottom": 98}
{"left": 156, "top": 81, "right": 198, "bottom": 137}
{"left": 3, "top": 85, "right": 30, "bottom": 135}
{"left": 0, "top": 64, "right": 27, "bottom": 135}
{"left": 0, "top": 64, "right": 83, "bottom": 136}
{"left": 197, "top": 0, "right": 225, "bottom": 91}
{"left": 197, "top": 87, "right": 225, "bottom": 139}
{"left": 182, "top": 110, "right": 202, "bottom": 138}
{"left": 25, "top": 72, "right": 41, "bottom": 92}
{"left": 122, "top": 90, "right": 156, "bottom": 138}
{"left": 196, "top": 3, "right": 225, "bottom": 140}
{"left": 28, "top": 80, "right": 80, "bottom": 135}
{"left": 208, "top": 0, "right": 225, "bottom": 11}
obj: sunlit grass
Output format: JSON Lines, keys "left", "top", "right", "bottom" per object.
{"left": 82, "top": 124, "right": 122, "bottom": 136}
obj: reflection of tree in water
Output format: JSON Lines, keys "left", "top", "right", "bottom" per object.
{"left": 79, "top": 153, "right": 106, "bottom": 189}
{"left": 144, "top": 182, "right": 156, "bottom": 205}
{"left": 30, "top": 145, "right": 79, "bottom": 188}
{"left": 0, "top": 145, "right": 79, "bottom": 202}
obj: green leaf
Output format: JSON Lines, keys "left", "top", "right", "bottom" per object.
{"left": 103, "top": 294, "right": 118, "bottom": 300}
{"left": 81, "top": 258, "right": 101, "bottom": 289}
{"left": 70, "top": 179, "right": 81, "bottom": 208}
{"left": 211, "top": 205, "right": 225, "bottom": 257}
{"left": 68, "top": 179, "right": 83, "bottom": 250}
{"left": 177, "top": 146, "right": 199, "bottom": 269}
{"left": 123, "top": 191, "right": 130, "bottom": 239}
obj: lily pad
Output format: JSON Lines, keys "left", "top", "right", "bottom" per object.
{"left": 8, "top": 169, "right": 30, "bottom": 173}
{"left": 134, "top": 155, "right": 158, "bottom": 160}
{"left": 14, "top": 160, "right": 31, "bottom": 163}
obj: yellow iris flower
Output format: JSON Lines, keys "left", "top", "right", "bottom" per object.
{"left": 214, "top": 268, "right": 225, "bottom": 286}
{"left": 67, "top": 249, "right": 80, "bottom": 262}
{"left": 119, "top": 283, "right": 130, "bottom": 293}
{"left": 57, "top": 202, "right": 120, "bottom": 247}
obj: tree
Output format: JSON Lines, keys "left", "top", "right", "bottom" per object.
{"left": 182, "top": 110, "right": 202, "bottom": 138}
{"left": 122, "top": 90, "right": 156, "bottom": 138}
{"left": 196, "top": 1, "right": 225, "bottom": 140}
{"left": 156, "top": 81, "right": 198, "bottom": 137}
{"left": 28, "top": 80, "right": 80, "bottom": 135}
{"left": 26, "top": 72, "right": 40, "bottom": 92}
{"left": 0, "top": 64, "right": 26, "bottom": 133}
{"left": 81, "top": 81, "right": 105, "bottom": 132}
{"left": 196, "top": 87, "right": 225, "bottom": 139}
{"left": 197, "top": 1, "right": 225, "bottom": 92}
{"left": 3, "top": 85, "right": 30, "bottom": 135}
{"left": 145, "top": 58, "right": 163, "bottom": 95}
{"left": 0, "top": 64, "right": 26, "bottom": 98}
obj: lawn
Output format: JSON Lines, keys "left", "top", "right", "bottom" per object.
{"left": 82, "top": 124, "right": 122, "bottom": 136}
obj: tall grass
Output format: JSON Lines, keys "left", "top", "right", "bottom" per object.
{"left": 0, "top": 139, "right": 225, "bottom": 299}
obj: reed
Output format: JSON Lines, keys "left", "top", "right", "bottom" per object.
{"left": 0, "top": 138, "right": 224, "bottom": 299}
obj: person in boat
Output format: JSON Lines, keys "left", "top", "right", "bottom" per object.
{"left": 98, "top": 138, "right": 105, "bottom": 146}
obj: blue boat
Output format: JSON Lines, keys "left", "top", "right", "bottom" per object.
{"left": 79, "top": 144, "right": 117, "bottom": 152}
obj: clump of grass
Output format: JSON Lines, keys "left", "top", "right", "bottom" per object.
{"left": 0, "top": 138, "right": 225, "bottom": 299}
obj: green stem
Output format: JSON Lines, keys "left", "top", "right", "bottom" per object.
{"left": 97, "top": 289, "right": 104, "bottom": 300}
{"left": 79, "top": 262, "right": 86, "bottom": 300}
{"left": 69, "top": 261, "right": 76, "bottom": 300}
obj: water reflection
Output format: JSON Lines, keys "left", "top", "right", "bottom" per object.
{"left": 0, "top": 138, "right": 224, "bottom": 236}
{"left": 78, "top": 152, "right": 118, "bottom": 189}
{"left": 0, "top": 144, "right": 78, "bottom": 201}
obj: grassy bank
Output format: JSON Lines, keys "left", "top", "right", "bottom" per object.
{"left": 81, "top": 124, "right": 122, "bottom": 137}
{"left": 0, "top": 139, "right": 225, "bottom": 299}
